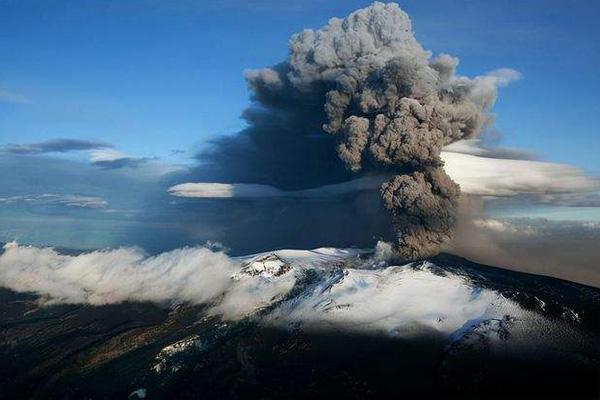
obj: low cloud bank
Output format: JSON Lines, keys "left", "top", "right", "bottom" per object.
{"left": 0, "top": 242, "right": 531, "bottom": 338}
{"left": 0, "top": 242, "right": 236, "bottom": 305}
{"left": 0, "top": 242, "right": 316, "bottom": 319}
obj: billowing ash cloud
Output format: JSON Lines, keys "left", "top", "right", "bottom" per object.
{"left": 2, "top": 139, "right": 111, "bottom": 155}
{"left": 194, "top": 2, "right": 519, "bottom": 259}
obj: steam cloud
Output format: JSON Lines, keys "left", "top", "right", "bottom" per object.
{"left": 232, "top": 2, "right": 518, "bottom": 259}
{"left": 0, "top": 242, "right": 236, "bottom": 305}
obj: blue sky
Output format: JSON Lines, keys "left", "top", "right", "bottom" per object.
{"left": 0, "top": 1, "right": 599, "bottom": 252}
{"left": 1, "top": 0, "right": 599, "bottom": 172}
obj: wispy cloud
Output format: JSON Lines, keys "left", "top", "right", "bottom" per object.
{"left": 2, "top": 139, "right": 112, "bottom": 155}
{"left": 89, "top": 149, "right": 150, "bottom": 169}
{"left": 537, "top": 192, "right": 600, "bottom": 207}
{"left": 0, "top": 193, "right": 108, "bottom": 209}
{"left": 89, "top": 148, "right": 184, "bottom": 176}
{"left": 1, "top": 139, "right": 183, "bottom": 178}
{"left": 483, "top": 68, "right": 522, "bottom": 87}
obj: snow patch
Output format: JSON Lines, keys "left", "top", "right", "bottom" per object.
{"left": 267, "top": 264, "right": 523, "bottom": 338}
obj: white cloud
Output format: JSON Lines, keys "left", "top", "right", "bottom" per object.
{"left": 0, "top": 242, "right": 237, "bottom": 305}
{"left": 89, "top": 149, "right": 128, "bottom": 163}
{"left": 168, "top": 182, "right": 283, "bottom": 198}
{"left": 484, "top": 68, "right": 523, "bottom": 87}
{"left": 89, "top": 149, "right": 148, "bottom": 167}
{"left": 168, "top": 176, "right": 386, "bottom": 199}
{"left": 0, "top": 242, "right": 329, "bottom": 320}
{"left": 441, "top": 152, "right": 598, "bottom": 197}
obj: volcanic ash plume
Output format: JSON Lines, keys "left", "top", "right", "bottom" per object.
{"left": 244, "top": 2, "right": 517, "bottom": 259}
